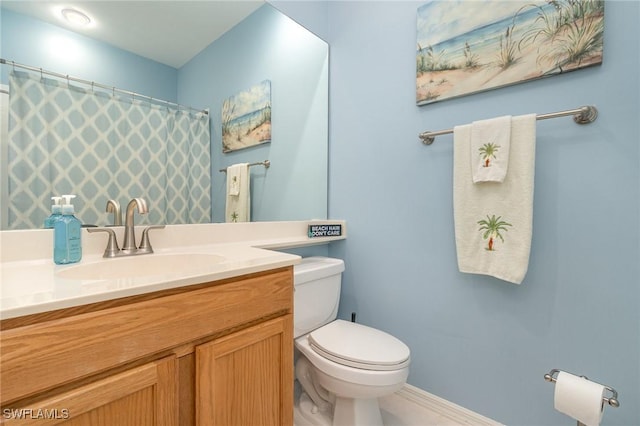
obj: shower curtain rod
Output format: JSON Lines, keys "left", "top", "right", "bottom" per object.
{"left": 419, "top": 105, "right": 598, "bottom": 145}
{"left": 0, "top": 58, "right": 208, "bottom": 115}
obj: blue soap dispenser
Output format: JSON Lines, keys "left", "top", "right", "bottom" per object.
{"left": 54, "top": 194, "right": 82, "bottom": 265}
{"left": 44, "top": 196, "right": 63, "bottom": 228}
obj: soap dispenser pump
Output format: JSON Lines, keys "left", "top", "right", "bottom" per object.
{"left": 44, "top": 196, "right": 63, "bottom": 229}
{"left": 54, "top": 194, "right": 82, "bottom": 264}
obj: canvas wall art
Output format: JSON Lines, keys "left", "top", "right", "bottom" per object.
{"left": 222, "top": 80, "right": 272, "bottom": 152}
{"left": 416, "top": 0, "right": 604, "bottom": 105}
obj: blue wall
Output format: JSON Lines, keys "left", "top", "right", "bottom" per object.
{"left": 323, "top": 1, "right": 639, "bottom": 425}
{"left": 178, "top": 4, "right": 329, "bottom": 223}
{"left": 0, "top": 9, "right": 177, "bottom": 102}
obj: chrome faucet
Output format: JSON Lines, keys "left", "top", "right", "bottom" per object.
{"left": 106, "top": 199, "right": 122, "bottom": 226}
{"left": 122, "top": 198, "right": 148, "bottom": 253}
{"left": 88, "top": 197, "right": 165, "bottom": 258}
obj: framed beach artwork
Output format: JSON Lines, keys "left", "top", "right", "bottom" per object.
{"left": 222, "top": 80, "right": 272, "bottom": 153}
{"left": 416, "top": 0, "right": 604, "bottom": 105}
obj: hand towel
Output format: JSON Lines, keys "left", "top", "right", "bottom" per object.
{"left": 471, "top": 115, "right": 511, "bottom": 183}
{"left": 453, "top": 114, "right": 536, "bottom": 284}
{"left": 225, "top": 163, "right": 250, "bottom": 223}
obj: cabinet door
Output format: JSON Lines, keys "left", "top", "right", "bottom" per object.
{"left": 3, "top": 356, "right": 177, "bottom": 426}
{"left": 196, "top": 315, "right": 293, "bottom": 426}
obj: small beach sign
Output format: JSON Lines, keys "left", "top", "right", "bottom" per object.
{"left": 222, "top": 80, "right": 272, "bottom": 152}
{"left": 416, "top": 0, "right": 604, "bottom": 105}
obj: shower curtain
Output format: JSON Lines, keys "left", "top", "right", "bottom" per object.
{"left": 6, "top": 71, "right": 211, "bottom": 229}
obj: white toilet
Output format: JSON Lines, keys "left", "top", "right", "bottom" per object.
{"left": 293, "top": 257, "right": 410, "bottom": 426}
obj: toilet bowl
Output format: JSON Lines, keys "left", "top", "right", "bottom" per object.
{"left": 293, "top": 257, "right": 410, "bottom": 426}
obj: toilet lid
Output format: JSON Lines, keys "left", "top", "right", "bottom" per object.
{"left": 308, "top": 320, "right": 410, "bottom": 371}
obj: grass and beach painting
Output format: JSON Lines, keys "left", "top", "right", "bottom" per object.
{"left": 222, "top": 80, "right": 272, "bottom": 152}
{"left": 416, "top": 0, "right": 604, "bottom": 105}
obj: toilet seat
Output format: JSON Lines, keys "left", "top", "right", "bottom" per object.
{"left": 295, "top": 333, "right": 409, "bottom": 388}
{"left": 308, "top": 320, "right": 410, "bottom": 371}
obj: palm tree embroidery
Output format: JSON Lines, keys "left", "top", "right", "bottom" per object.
{"left": 231, "top": 212, "right": 239, "bottom": 222}
{"left": 478, "top": 142, "right": 500, "bottom": 168}
{"left": 477, "top": 215, "right": 512, "bottom": 251}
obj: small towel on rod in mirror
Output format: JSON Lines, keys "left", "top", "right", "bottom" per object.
{"left": 453, "top": 114, "right": 536, "bottom": 284}
{"left": 225, "top": 163, "right": 250, "bottom": 223}
{"left": 471, "top": 115, "right": 511, "bottom": 183}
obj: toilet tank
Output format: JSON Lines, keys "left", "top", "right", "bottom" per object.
{"left": 294, "top": 257, "right": 345, "bottom": 338}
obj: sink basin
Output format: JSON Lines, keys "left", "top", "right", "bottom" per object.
{"left": 56, "top": 253, "right": 226, "bottom": 281}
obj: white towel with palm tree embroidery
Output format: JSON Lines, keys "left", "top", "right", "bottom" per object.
{"left": 225, "top": 163, "right": 250, "bottom": 223}
{"left": 453, "top": 114, "right": 536, "bottom": 284}
{"left": 472, "top": 115, "right": 511, "bottom": 183}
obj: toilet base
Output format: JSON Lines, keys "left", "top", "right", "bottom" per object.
{"left": 333, "top": 395, "right": 383, "bottom": 426}
{"left": 295, "top": 391, "right": 333, "bottom": 426}
{"left": 295, "top": 390, "right": 384, "bottom": 426}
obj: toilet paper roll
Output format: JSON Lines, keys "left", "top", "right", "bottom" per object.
{"left": 554, "top": 371, "right": 605, "bottom": 426}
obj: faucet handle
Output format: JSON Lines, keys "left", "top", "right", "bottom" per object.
{"left": 138, "top": 225, "right": 165, "bottom": 254}
{"left": 87, "top": 228, "right": 121, "bottom": 258}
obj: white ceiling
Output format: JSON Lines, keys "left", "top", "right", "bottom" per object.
{"left": 2, "top": 1, "right": 265, "bottom": 68}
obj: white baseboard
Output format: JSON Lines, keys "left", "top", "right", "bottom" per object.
{"left": 395, "top": 384, "right": 504, "bottom": 426}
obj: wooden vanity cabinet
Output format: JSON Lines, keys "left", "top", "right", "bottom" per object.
{"left": 196, "top": 315, "right": 292, "bottom": 426}
{"left": 0, "top": 356, "right": 178, "bottom": 426}
{"left": 0, "top": 267, "right": 294, "bottom": 426}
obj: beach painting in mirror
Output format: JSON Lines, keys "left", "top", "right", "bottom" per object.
{"left": 416, "top": 0, "right": 604, "bottom": 105}
{"left": 222, "top": 80, "right": 272, "bottom": 152}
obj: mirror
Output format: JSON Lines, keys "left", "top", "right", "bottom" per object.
{"left": 0, "top": 1, "right": 328, "bottom": 229}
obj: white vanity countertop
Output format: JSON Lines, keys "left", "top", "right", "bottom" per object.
{"left": 0, "top": 220, "right": 346, "bottom": 320}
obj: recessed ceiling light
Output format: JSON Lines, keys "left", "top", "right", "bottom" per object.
{"left": 61, "top": 8, "right": 91, "bottom": 27}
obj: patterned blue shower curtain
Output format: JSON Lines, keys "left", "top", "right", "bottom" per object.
{"left": 6, "top": 71, "right": 211, "bottom": 229}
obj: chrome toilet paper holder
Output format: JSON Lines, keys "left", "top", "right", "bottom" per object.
{"left": 545, "top": 368, "right": 620, "bottom": 426}
{"left": 544, "top": 368, "right": 620, "bottom": 408}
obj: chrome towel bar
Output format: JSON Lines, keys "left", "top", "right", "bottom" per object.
{"left": 419, "top": 105, "right": 598, "bottom": 145}
{"left": 219, "top": 160, "right": 270, "bottom": 173}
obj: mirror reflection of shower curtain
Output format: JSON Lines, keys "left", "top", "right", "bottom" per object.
{"left": 5, "top": 71, "right": 211, "bottom": 229}
{"left": 1, "top": 84, "right": 9, "bottom": 229}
